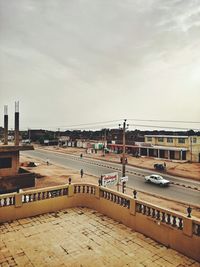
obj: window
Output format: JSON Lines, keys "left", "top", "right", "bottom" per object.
{"left": 158, "top": 137, "right": 163, "bottom": 142}
{"left": 178, "top": 138, "right": 185, "bottom": 144}
{"left": 193, "top": 137, "right": 197, "bottom": 143}
{"left": 0, "top": 157, "right": 12, "bottom": 169}
{"left": 167, "top": 137, "right": 173, "bottom": 143}
{"left": 147, "top": 137, "right": 152, "bottom": 142}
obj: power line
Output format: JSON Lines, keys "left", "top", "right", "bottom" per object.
{"left": 129, "top": 124, "right": 200, "bottom": 131}
{"left": 128, "top": 119, "right": 200, "bottom": 124}
{"left": 22, "top": 119, "right": 123, "bottom": 129}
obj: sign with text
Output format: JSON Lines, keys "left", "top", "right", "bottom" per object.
{"left": 102, "top": 172, "right": 118, "bottom": 187}
{"left": 120, "top": 176, "right": 128, "bottom": 182}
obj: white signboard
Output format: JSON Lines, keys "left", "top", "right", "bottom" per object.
{"left": 120, "top": 176, "right": 128, "bottom": 182}
{"left": 102, "top": 172, "right": 118, "bottom": 187}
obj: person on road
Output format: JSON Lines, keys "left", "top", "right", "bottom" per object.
{"left": 80, "top": 169, "right": 84, "bottom": 178}
{"left": 46, "top": 159, "right": 49, "bottom": 166}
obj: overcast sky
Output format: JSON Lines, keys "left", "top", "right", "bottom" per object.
{"left": 0, "top": 0, "right": 200, "bottom": 131}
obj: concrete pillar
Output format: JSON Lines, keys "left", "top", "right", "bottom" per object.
{"left": 168, "top": 150, "right": 170, "bottom": 160}
{"left": 147, "top": 148, "right": 149, "bottom": 157}
{"left": 68, "top": 185, "right": 74, "bottom": 197}
{"left": 180, "top": 150, "right": 183, "bottom": 160}
{"left": 14, "top": 101, "right": 19, "bottom": 146}
{"left": 157, "top": 149, "right": 160, "bottom": 158}
{"left": 183, "top": 218, "right": 193, "bottom": 237}
{"left": 139, "top": 147, "right": 141, "bottom": 156}
{"left": 4, "top": 105, "right": 8, "bottom": 145}
{"left": 95, "top": 186, "right": 100, "bottom": 199}
{"left": 15, "top": 193, "right": 23, "bottom": 207}
{"left": 130, "top": 199, "right": 136, "bottom": 215}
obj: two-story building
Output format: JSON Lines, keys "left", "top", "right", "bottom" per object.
{"left": 139, "top": 135, "right": 200, "bottom": 162}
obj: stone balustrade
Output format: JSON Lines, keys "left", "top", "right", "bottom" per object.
{"left": 0, "top": 183, "right": 199, "bottom": 262}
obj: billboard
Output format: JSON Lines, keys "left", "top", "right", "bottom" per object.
{"left": 102, "top": 172, "right": 118, "bottom": 187}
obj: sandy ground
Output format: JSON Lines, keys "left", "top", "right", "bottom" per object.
{"left": 37, "top": 145, "right": 200, "bottom": 181}
{"left": 20, "top": 154, "right": 200, "bottom": 219}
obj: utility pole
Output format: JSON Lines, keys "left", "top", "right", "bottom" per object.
{"left": 58, "top": 128, "right": 60, "bottom": 147}
{"left": 118, "top": 119, "right": 128, "bottom": 193}
{"left": 190, "top": 136, "right": 193, "bottom": 162}
{"left": 103, "top": 129, "right": 107, "bottom": 157}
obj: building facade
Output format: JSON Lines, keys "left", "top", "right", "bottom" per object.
{"left": 141, "top": 135, "right": 200, "bottom": 162}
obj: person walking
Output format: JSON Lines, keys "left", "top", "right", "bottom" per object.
{"left": 80, "top": 169, "right": 84, "bottom": 178}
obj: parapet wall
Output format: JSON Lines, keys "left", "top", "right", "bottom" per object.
{"left": 0, "top": 183, "right": 199, "bottom": 262}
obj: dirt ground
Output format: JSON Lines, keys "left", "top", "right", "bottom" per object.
{"left": 20, "top": 154, "right": 200, "bottom": 219}
{"left": 37, "top": 145, "right": 200, "bottom": 181}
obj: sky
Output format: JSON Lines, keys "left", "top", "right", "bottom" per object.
{"left": 0, "top": 0, "right": 200, "bottom": 131}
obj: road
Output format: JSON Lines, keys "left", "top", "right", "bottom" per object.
{"left": 22, "top": 149, "right": 200, "bottom": 206}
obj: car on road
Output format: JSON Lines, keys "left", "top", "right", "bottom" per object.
{"left": 145, "top": 174, "right": 170, "bottom": 186}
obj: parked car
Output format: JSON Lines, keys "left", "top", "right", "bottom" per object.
{"left": 145, "top": 174, "right": 170, "bottom": 186}
{"left": 154, "top": 163, "right": 166, "bottom": 171}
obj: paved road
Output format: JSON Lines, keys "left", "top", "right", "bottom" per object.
{"left": 22, "top": 149, "right": 200, "bottom": 206}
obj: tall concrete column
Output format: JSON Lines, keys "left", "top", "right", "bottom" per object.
{"left": 4, "top": 105, "right": 8, "bottom": 145}
{"left": 139, "top": 147, "right": 141, "bottom": 156}
{"left": 168, "top": 150, "right": 170, "bottom": 160}
{"left": 14, "top": 101, "right": 19, "bottom": 146}
{"left": 157, "top": 149, "right": 160, "bottom": 158}
{"left": 147, "top": 148, "right": 149, "bottom": 157}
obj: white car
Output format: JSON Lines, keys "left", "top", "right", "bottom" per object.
{"left": 145, "top": 174, "right": 170, "bottom": 186}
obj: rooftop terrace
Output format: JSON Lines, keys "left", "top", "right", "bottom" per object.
{"left": 1, "top": 207, "right": 199, "bottom": 267}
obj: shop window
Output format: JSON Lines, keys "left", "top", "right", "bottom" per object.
{"left": 147, "top": 137, "right": 152, "bottom": 142}
{"left": 167, "top": 137, "right": 173, "bottom": 143}
{"left": 193, "top": 138, "right": 197, "bottom": 143}
{"left": 0, "top": 157, "right": 12, "bottom": 169}
{"left": 158, "top": 137, "right": 163, "bottom": 142}
{"left": 178, "top": 138, "right": 185, "bottom": 144}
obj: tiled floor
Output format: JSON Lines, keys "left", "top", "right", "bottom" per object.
{"left": 0, "top": 208, "right": 199, "bottom": 267}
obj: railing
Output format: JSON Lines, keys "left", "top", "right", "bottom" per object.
{"left": 74, "top": 184, "right": 95, "bottom": 195}
{"left": 0, "top": 194, "right": 15, "bottom": 207}
{"left": 136, "top": 201, "right": 184, "bottom": 229}
{"left": 0, "top": 183, "right": 199, "bottom": 262}
{"left": 100, "top": 188, "right": 130, "bottom": 209}
{"left": 22, "top": 187, "right": 68, "bottom": 203}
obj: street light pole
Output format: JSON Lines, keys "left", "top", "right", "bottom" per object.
{"left": 118, "top": 119, "right": 128, "bottom": 193}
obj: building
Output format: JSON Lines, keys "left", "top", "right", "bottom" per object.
{"left": 140, "top": 135, "right": 200, "bottom": 162}
{"left": 0, "top": 103, "right": 35, "bottom": 194}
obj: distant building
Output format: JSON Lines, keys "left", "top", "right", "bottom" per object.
{"left": 142, "top": 135, "right": 200, "bottom": 162}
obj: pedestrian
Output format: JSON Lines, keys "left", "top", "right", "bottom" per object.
{"left": 46, "top": 159, "right": 49, "bottom": 166}
{"left": 80, "top": 169, "right": 83, "bottom": 178}
{"left": 164, "top": 162, "right": 166, "bottom": 168}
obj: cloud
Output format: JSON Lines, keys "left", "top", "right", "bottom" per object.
{"left": 0, "top": 0, "right": 200, "bottom": 129}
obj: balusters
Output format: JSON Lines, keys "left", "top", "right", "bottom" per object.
{"left": 178, "top": 218, "right": 183, "bottom": 230}
{"left": 193, "top": 224, "right": 200, "bottom": 236}
{"left": 152, "top": 208, "right": 156, "bottom": 218}
{"left": 167, "top": 214, "right": 171, "bottom": 224}
{"left": 156, "top": 210, "right": 160, "bottom": 220}
{"left": 63, "top": 188, "right": 68, "bottom": 195}
{"left": 172, "top": 216, "right": 177, "bottom": 227}
{"left": 161, "top": 212, "right": 165, "bottom": 222}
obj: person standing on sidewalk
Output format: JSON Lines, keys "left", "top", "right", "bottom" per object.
{"left": 80, "top": 169, "right": 84, "bottom": 178}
